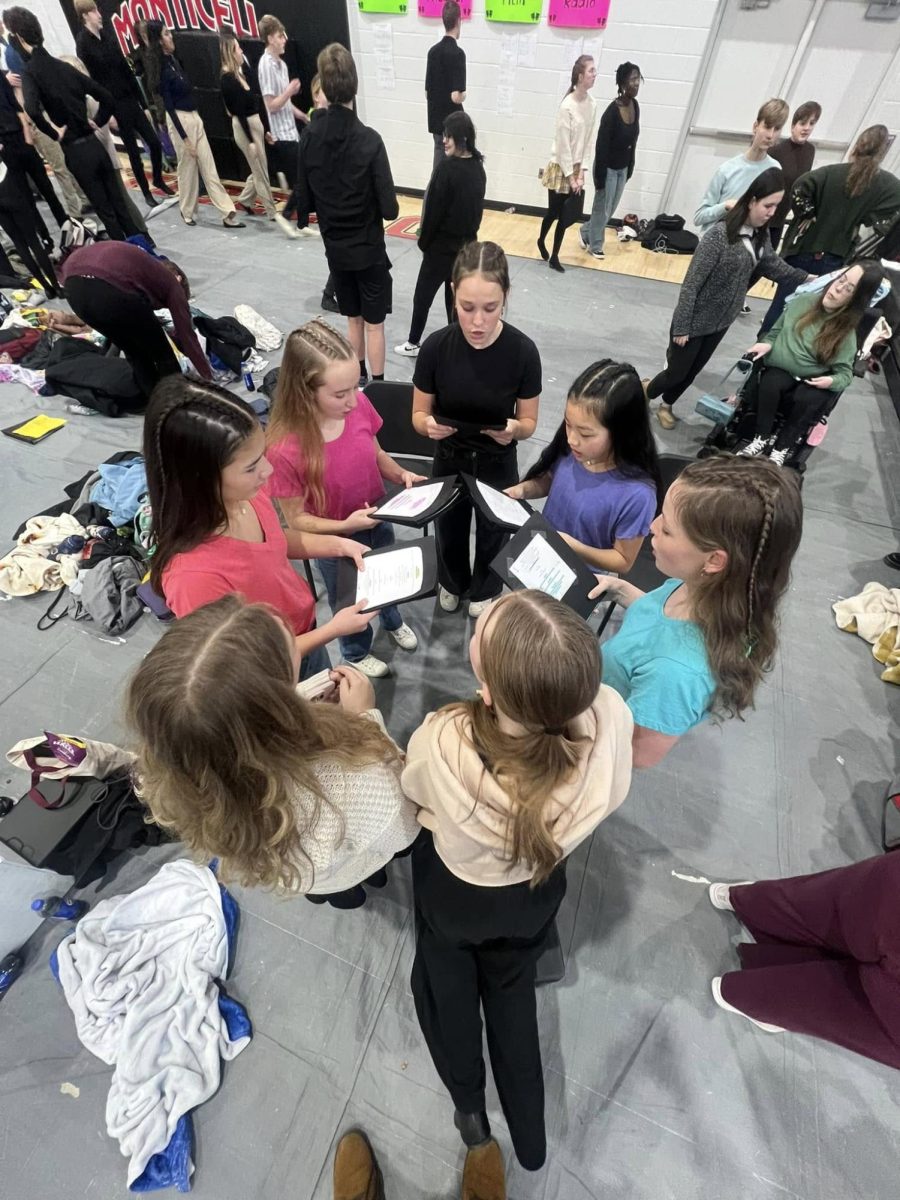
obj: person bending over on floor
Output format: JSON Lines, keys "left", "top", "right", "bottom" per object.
{"left": 590, "top": 457, "right": 802, "bottom": 768}
{"left": 59, "top": 240, "right": 207, "bottom": 398}
{"left": 73, "top": 0, "right": 171, "bottom": 207}
{"left": 647, "top": 168, "right": 809, "bottom": 430}
{"left": 4, "top": 6, "right": 142, "bottom": 241}
{"left": 706, "top": 853, "right": 900, "bottom": 1068}
{"left": 294, "top": 42, "right": 398, "bottom": 387}
{"left": 759, "top": 124, "right": 900, "bottom": 336}
{"left": 266, "top": 319, "right": 423, "bottom": 681}
{"left": 579, "top": 60, "right": 641, "bottom": 260}
{"left": 127, "top": 595, "right": 419, "bottom": 911}
{"left": 395, "top": 110, "right": 486, "bottom": 358}
{"left": 219, "top": 29, "right": 277, "bottom": 221}
{"left": 537, "top": 54, "right": 596, "bottom": 274}
{"left": 401, "top": 590, "right": 634, "bottom": 1173}
{"left": 143, "top": 376, "right": 373, "bottom": 679}
{"left": 154, "top": 24, "right": 243, "bottom": 230}
{"left": 506, "top": 359, "right": 660, "bottom": 573}
{"left": 739, "top": 260, "right": 883, "bottom": 465}
{"left": 412, "top": 240, "right": 541, "bottom": 618}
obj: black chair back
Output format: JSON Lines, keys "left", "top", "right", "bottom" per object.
{"left": 363, "top": 381, "right": 434, "bottom": 464}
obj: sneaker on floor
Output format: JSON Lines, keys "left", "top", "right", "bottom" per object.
{"left": 768, "top": 447, "right": 789, "bottom": 467}
{"left": 439, "top": 586, "right": 460, "bottom": 612}
{"left": 737, "top": 435, "right": 769, "bottom": 457}
{"left": 468, "top": 598, "right": 494, "bottom": 618}
{"left": 579, "top": 229, "right": 589, "bottom": 250}
{"left": 321, "top": 292, "right": 340, "bottom": 314}
{"left": 884, "top": 552, "right": 900, "bottom": 570}
{"left": 333, "top": 1130, "right": 385, "bottom": 1200}
{"left": 462, "top": 1138, "right": 506, "bottom": 1200}
{"left": 708, "top": 881, "right": 753, "bottom": 910}
{"left": 590, "top": 248, "right": 605, "bottom": 259}
{"left": 388, "top": 622, "right": 418, "bottom": 651}
{"left": 394, "top": 341, "right": 420, "bottom": 357}
{"left": 739, "top": 303, "right": 752, "bottom": 315}
{"left": 711, "top": 977, "right": 785, "bottom": 1033}
{"left": 657, "top": 404, "right": 676, "bottom": 430}
{"left": 347, "top": 654, "right": 390, "bottom": 678}
{"left": 274, "top": 212, "right": 301, "bottom": 239}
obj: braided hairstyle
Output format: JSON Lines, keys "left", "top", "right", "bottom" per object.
{"left": 615, "top": 62, "right": 642, "bottom": 95}
{"left": 143, "top": 375, "right": 259, "bottom": 593}
{"left": 672, "top": 457, "right": 803, "bottom": 718}
{"left": 524, "top": 359, "right": 663, "bottom": 509}
{"left": 267, "top": 319, "right": 358, "bottom": 518}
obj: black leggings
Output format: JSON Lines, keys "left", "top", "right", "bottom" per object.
{"left": 113, "top": 96, "right": 164, "bottom": 193}
{"left": 646, "top": 327, "right": 728, "bottom": 408}
{"left": 64, "top": 275, "right": 180, "bottom": 398}
{"left": 408, "top": 249, "right": 455, "bottom": 345}
{"left": 0, "top": 180, "right": 59, "bottom": 295}
{"left": 1, "top": 133, "right": 68, "bottom": 235}
{"left": 538, "top": 188, "right": 582, "bottom": 260}
{"left": 64, "top": 135, "right": 141, "bottom": 241}
{"left": 755, "top": 366, "right": 835, "bottom": 450}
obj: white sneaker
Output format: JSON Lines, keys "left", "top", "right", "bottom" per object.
{"left": 439, "top": 587, "right": 460, "bottom": 612}
{"left": 274, "top": 213, "right": 301, "bottom": 239}
{"left": 590, "top": 248, "right": 605, "bottom": 259}
{"left": 468, "top": 598, "right": 494, "bottom": 618}
{"left": 768, "top": 447, "right": 789, "bottom": 467}
{"left": 739, "top": 303, "right": 752, "bottom": 316}
{"left": 389, "top": 623, "right": 418, "bottom": 651}
{"left": 707, "top": 881, "right": 753, "bottom": 910}
{"left": 394, "top": 341, "right": 420, "bottom": 358}
{"left": 299, "top": 224, "right": 320, "bottom": 237}
{"left": 347, "top": 654, "right": 390, "bottom": 678}
{"left": 738, "top": 436, "right": 768, "bottom": 458}
{"left": 711, "top": 977, "right": 785, "bottom": 1033}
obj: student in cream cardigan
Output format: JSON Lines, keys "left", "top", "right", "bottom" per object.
{"left": 537, "top": 54, "right": 597, "bottom": 274}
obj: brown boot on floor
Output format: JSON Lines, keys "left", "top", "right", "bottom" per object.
{"left": 461, "top": 1138, "right": 506, "bottom": 1200}
{"left": 333, "top": 1130, "right": 385, "bottom": 1200}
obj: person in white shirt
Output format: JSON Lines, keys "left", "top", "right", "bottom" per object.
{"left": 256, "top": 13, "right": 307, "bottom": 191}
{"left": 537, "top": 55, "right": 596, "bottom": 274}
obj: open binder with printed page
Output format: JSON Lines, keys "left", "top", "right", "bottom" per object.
{"left": 335, "top": 538, "right": 438, "bottom": 614}
{"left": 461, "top": 473, "right": 533, "bottom": 530}
{"left": 490, "top": 513, "right": 599, "bottom": 620}
{"left": 370, "top": 476, "right": 461, "bottom": 528}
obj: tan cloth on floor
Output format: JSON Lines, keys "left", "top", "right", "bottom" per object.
{"left": 232, "top": 113, "right": 276, "bottom": 217}
{"left": 167, "top": 110, "right": 235, "bottom": 221}
{"left": 833, "top": 582, "right": 900, "bottom": 685}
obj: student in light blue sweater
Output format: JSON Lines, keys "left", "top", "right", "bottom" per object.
{"left": 694, "top": 98, "right": 788, "bottom": 231}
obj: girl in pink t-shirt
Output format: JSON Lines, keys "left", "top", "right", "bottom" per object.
{"left": 267, "top": 319, "right": 425, "bottom": 678}
{"left": 143, "top": 376, "right": 373, "bottom": 678}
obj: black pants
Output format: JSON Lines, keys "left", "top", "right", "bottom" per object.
{"left": 646, "top": 327, "right": 728, "bottom": 408}
{"left": 433, "top": 442, "right": 518, "bottom": 600}
{"left": 64, "top": 135, "right": 141, "bottom": 241}
{"left": 268, "top": 138, "right": 298, "bottom": 189}
{"left": 2, "top": 133, "right": 67, "bottom": 234}
{"left": 113, "top": 96, "right": 164, "bottom": 193}
{"left": 538, "top": 189, "right": 582, "bottom": 259}
{"left": 0, "top": 181, "right": 59, "bottom": 295}
{"left": 64, "top": 275, "right": 180, "bottom": 398}
{"left": 411, "top": 832, "right": 566, "bottom": 1171}
{"left": 408, "top": 249, "right": 455, "bottom": 345}
{"left": 755, "top": 366, "right": 834, "bottom": 450}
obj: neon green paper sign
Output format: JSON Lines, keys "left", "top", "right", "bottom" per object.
{"left": 485, "top": 1, "right": 542, "bottom": 23}
{"left": 358, "top": 0, "right": 408, "bottom": 13}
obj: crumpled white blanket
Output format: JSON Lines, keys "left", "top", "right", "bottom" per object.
{"left": 0, "top": 513, "right": 85, "bottom": 595}
{"left": 54, "top": 860, "right": 250, "bottom": 1186}
{"left": 833, "top": 581, "right": 900, "bottom": 643}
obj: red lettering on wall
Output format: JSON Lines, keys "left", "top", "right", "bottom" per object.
{"left": 109, "top": 0, "right": 259, "bottom": 52}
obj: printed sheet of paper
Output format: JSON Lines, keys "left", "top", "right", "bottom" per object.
{"left": 373, "top": 21, "right": 396, "bottom": 89}
{"left": 375, "top": 482, "right": 443, "bottom": 519}
{"left": 357, "top": 546, "right": 424, "bottom": 608}
{"left": 476, "top": 480, "right": 529, "bottom": 527}
{"left": 509, "top": 533, "right": 576, "bottom": 600}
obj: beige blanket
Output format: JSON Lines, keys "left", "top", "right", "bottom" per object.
{"left": 833, "top": 582, "right": 900, "bottom": 685}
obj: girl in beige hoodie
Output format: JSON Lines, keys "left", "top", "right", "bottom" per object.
{"left": 401, "top": 589, "right": 633, "bottom": 1171}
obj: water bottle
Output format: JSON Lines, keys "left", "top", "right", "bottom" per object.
{"left": 0, "top": 952, "right": 24, "bottom": 998}
{"left": 31, "top": 896, "right": 89, "bottom": 921}
{"left": 243, "top": 367, "right": 256, "bottom": 392}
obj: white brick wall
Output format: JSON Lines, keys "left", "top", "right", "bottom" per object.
{"left": 28, "top": 0, "right": 77, "bottom": 55}
{"left": 346, "top": 0, "right": 720, "bottom": 221}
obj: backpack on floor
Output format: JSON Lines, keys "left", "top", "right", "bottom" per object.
{"left": 640, "top": 213, "right": 699, "bottom": 255}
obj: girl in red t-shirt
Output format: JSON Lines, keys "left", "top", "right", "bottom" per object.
{"left": 267, "top": 319, "right": 425, "bottom": 678}
{"left": 144, "top": 376, "right": 372, "bottom": 678}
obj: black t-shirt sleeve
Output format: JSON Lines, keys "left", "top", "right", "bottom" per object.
{"left": 451, "top": 45, "right": 466, "bottom": 94}
{"left": 517, "top": 333, "right": 542, "bottom": 398}
{"left": 412, "top": 331, "right": 440, "bottom": 394}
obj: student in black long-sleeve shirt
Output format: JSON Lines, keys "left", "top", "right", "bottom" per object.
{"left": 219, "top": 30, "right": 276, "bottom": 220}
{"left": 4, "top": 6, "right": 141, "bottom": 241}
{"left": 74, "top": 0, "right": 171, "bottom": 205}
{"left": 294, "top": 44, "right": 398, "bottom": 383}
{"left": 0, "top": 56, "right": 66, "bottom": 245}
{"left": 395, "top": 111, "right": 485, "bottom": 357}
{"left": 0, "top": 71, "right": 58, "bottom": 291}
{"left": 579, "top": 62, "right": 642, "bottom": 259}
{"left": 768, "top": 101, "right": 820, "bottom": 250}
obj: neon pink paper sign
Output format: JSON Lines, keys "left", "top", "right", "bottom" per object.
{"left": 548, "top": 0, "right": 611, "bottom": 28}
{"left": 419, "top": 0, "right": 472, "bottom": 14}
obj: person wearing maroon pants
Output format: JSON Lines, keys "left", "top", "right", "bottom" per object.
{"left": 708, "top": 853, "right": 900, "bottom": 1069}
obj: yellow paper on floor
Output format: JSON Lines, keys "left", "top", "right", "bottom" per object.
{"left": 7, "top": 415, "right": 66, "bottom": 441}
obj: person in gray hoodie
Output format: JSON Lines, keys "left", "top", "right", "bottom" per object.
{"left": 401, "top": 590, "right": 633, "bottom": 1173}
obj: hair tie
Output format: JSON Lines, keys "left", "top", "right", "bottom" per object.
{"left": 543, "top": 724, "right": 566, "bottom": 736}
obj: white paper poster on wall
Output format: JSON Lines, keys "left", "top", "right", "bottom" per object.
{"left": 496, "top": 32, "right": 520, "bottom": 117}
{"left": 373, "top": 21, "right": 396, "bottom": 90}
{"left": 517, "top": 30, "right": 537, "bottom": 68}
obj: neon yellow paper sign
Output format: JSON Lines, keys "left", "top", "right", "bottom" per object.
{"left": 485, "top": 1, "right": 543, "bottom": 23}
{"left": 358, "top": 0, "right": 408, "bottom": 13}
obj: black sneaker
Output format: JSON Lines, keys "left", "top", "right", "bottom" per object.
{"left": 739, "top": 303, "right": 751, "bottom": 315}
{"left": 321, "top": 292, "right": 340, "bottom": 313}
{"left": 884, "top": 552, "right": 900, "bottom": 570}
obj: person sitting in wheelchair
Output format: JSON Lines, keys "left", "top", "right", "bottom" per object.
{"left": 739, "top": 259, "right": 884, "bottom": 466}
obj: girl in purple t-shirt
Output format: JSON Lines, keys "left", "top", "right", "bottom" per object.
{"left": 506, "top": 359, "right": 661, "bottom": 574}
{"left": 267, "top": 319, "right": 426, "bottom": 678}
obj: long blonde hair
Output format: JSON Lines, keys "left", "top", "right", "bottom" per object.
{"left": 126, "top": 596, "right": 400, "bottom": 892}
{"left": 267, "top": 319, "right": 358, "bottom": 517}
{"left": 444, "top": 591, "right": 600, "bottom": 886}
{"left": 218, "top": 29, "right": 247, "bottom": 85}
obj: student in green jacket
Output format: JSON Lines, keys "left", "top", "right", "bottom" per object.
{"left": 740, "top": 260, "right": 884, "bottom": 464}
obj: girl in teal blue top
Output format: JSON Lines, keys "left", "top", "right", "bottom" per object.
{"left": 591, "top": 457, "right": 803, "bottom": 768}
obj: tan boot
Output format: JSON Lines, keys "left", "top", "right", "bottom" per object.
{"left": 333, "top": 1130, "right": 384, "bottom": 1200}
{"left": 461, "top": 1139, "right": 506, "bottom": 1200}
{"left": 657, "top": 404, "right": 676, "bottom": 430}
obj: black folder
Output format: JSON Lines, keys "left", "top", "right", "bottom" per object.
{"left": 461, "top": 473, "right": 533, "bottom": 530}
{"left": 370, "top": 476, "right": 461, "bottom": 528}
{"left": 490, "top": 513, "right": 599, "bottom": 620}
{"left": 335, "top": 537, "right": 438, "bottom": 614}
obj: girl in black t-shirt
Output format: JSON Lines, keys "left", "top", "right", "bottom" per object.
{"left": 412, "top": 241, "right": 542, "bottom": 616}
